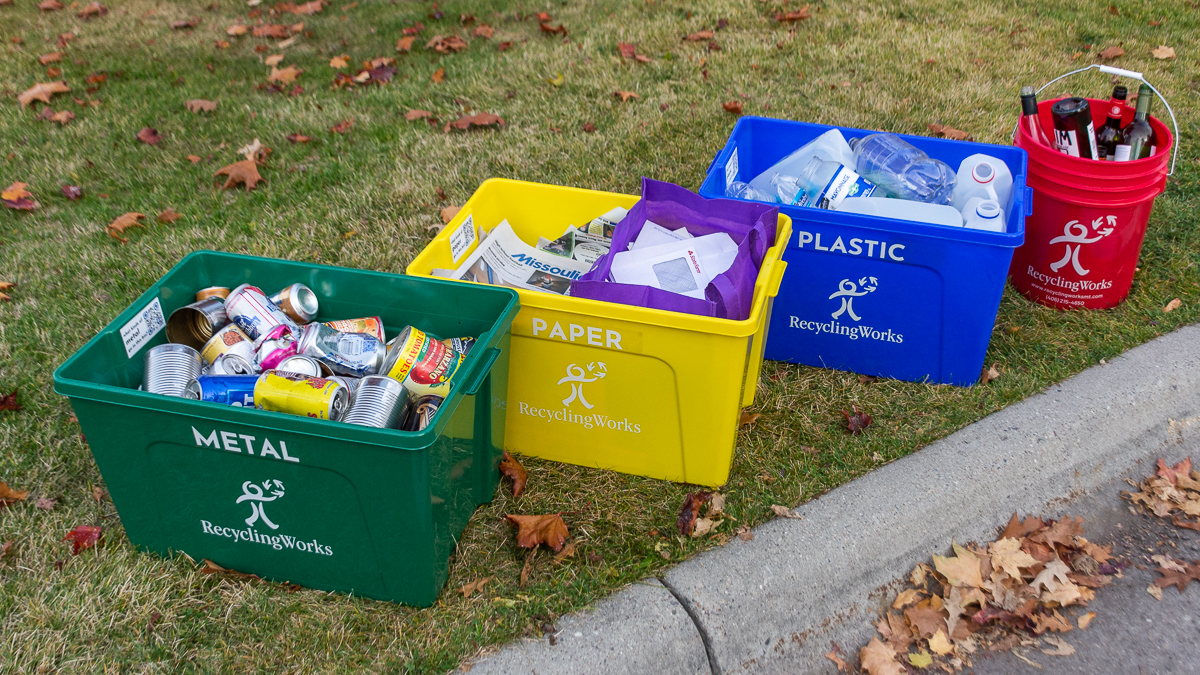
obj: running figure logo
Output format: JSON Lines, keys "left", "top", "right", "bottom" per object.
{"left": 558, "top": 362, "right": 607, "bottom": 409}
{"left": 828, "top": 277, "right": 878, "bottom": 321}
{"left": 1048, "top": 216, "right": 1116, "bottom": 276}
{"left": 236, "top": 479, "right": 285, "bottom": 530}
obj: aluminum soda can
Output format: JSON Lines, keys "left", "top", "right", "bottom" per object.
{"left": 1050, "top": 97, "right": 1100, "bottom": 160}
{"left": 184, "top": 374, "right": 258, "bottom": 407}
{"left": 226, "top": 284, "right": 299, "bottom": 341}
{"left": 444, "top": 336, "right": 476, "bottom": 356}
{"left": 166, "top": 297, "right": 229, "bottom": 350}
{"left": 210, "top": 352, "right": 257, "bottom": 375}
{"left": 200, "top": 323, "right": 255, "bottom": 366}
{"left": 269, "top": 282, "right": 320, "bottom": 325}
{"left": 144, "top": 343, "right": 205, "bottom": 397}
{"left": 275, "top": 354, "right": 324, "bottom": 377}
{"left": 196, "top": 287, "right": 231, "bottom": 302}
{"left": 324, "top": 316, "right": 385, "bottom": 342}
{"left": 326, "top": 375, "right": 362, "bottom": 395}
{"left": 380, "top": 326, "right": 464, "bottom": 397}
{"left": 343, "top": 375, "right": 409, "bottom": 428}
{"left": 297, "top": 323, "right": 386, "bottom": 377}
{"left": 254, "top": 324, "right": 298, "bottom": 371}
{"left": 254, "top": 370, "right": 348, "bottom": 421}
{"left": 403, "top": 394, "right": 442, "bottom": 432}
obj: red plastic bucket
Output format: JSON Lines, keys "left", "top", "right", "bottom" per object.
{"left": 1010, "top": 97, "right": 1173, "bottom": 309}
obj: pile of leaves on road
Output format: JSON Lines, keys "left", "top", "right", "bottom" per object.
{"left": 843, "top": 513, "right": 1121, "bottom": 674}
{"left": 1122, "top": 456, "right": 1200, "bottom": 599}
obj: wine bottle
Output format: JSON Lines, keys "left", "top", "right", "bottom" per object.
{"left": 1095, "top": 85, "right": 1127, "bottom": 161}
{"left": 1018, "top": 86, "right": 1052, "bottom": 148}
{"left": 1116, "top": 84, "right": 1157, "bottom": 161}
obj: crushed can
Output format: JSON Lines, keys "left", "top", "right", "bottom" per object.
{"left": 297, "top": 323, "right": 386, "bottom": 377}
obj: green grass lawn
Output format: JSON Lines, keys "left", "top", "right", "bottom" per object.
{"left": 1, "top": 0, "right": 1196, "bottom": 672}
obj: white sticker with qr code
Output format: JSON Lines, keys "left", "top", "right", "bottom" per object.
{"left": 724, "top": 147, "right": 739, "bottom": 188}
{"left": 448, "top": 213, "right": 477, "bottom": 265}
{"left": 120, "top": 297, "right": 166, "bottom": 359}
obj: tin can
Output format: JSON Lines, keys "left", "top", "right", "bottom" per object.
{"left": 200, "top": 323, "right": 255, "bottom": 365}
{"left": 184, "top": 374, "right": 258, "bottom": 407}
{"left": 226, "top": 284, "right": 299, "bottom": 341}
{"left": 166, "top": 297, "right": 229, "bottom": 350}
{"left": 403, "top": 394, "right": 442, "bottom": 432}
{"left": 297, "top": 323, "right": 386, "bottom": 377}
{"left": 144, "top": 343, "right": 205, "bottom": 397}
{"left": 254, "top": 324, "right": 298, "bottom": 371}
{"left": 324, "top": 316, "right": 385, "bottom": 342}
{"left": 1050, "top": 97, "right": 1100, "bottom": 160}
{"left": 275, "top": 354, "right": 324, "bottom": 377}
{"left": 444, "top": 336, "right": 477, "bottom": 356}
{"left": 210, "top": 352, "right": 257, "bottom": 375}
{"left": 343, "top": 375, "right": 409, "bottom": 428}
{"left": 270, "top": 282, "right": 320, "bottom": 324}
{"left": 254, "top": 370, "right": 348, "bottom": 421}
{"left": 380, "top": 326, "right": 465, "bottom": 397}
{"left": 326, "top": 375, "right": 362, "bottom": 395}
{"left": 196, "top": 286, "right": 231, "bottom": 302}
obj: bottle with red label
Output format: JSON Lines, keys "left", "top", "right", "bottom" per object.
{"left": 1095, "top": 85, "right": 1128, "bottom": 161}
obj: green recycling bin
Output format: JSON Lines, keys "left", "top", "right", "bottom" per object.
{"left": 53, "top": 251, "right": 519, "bottom": 606}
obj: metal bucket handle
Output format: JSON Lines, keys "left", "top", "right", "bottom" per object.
{"left": 1011, "top": 64, "right": 1179, "bottom": 176}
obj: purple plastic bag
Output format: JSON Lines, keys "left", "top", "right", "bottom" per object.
{"left": 570, "top": 178, "right": 778, "bottom": 320}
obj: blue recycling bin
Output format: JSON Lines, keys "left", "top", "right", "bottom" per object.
{"left": 699, "top": 117, "right": 1028, "bottom": 386}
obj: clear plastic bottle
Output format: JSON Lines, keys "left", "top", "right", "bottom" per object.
{"left": 848, "top": 133, "right": 957, "bottom": 205}
{"left": 772, "top": 157, "right": 878, "bottom": 209}
{"left": 724, "top": 180, "right": 778, "bottom": 204}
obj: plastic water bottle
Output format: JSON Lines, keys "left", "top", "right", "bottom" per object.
{"left": 848, "top": 134, "right": 957, "bottom": 205}
{"left": 772, "top": 157, "right": 878, "bottom": 209}
{"left": 725, "top": 180, "right": 778, "bottom": 204}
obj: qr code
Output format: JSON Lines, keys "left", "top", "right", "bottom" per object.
{"left": 143, "top": 303, "right": 165, "bottom": 334}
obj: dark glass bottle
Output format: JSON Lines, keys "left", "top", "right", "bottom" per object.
{"left": 1095, "top": 85, "right": 1127, "bottom": 161}
{"left": 1117, "top": 84, "right": 1158, "bottom": 161}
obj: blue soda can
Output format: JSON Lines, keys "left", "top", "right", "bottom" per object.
{"left": 184, "top": 374, "right": 258, "bottom": 407}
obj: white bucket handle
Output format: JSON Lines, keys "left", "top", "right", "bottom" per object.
{"left": 1011, "top": 64, "right": 1179, "bottom": 176}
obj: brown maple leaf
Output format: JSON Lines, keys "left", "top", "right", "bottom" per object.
{"left": 676, "top": 490, "right": 712, "bottom": 536}
{"left": 722, "top": 100, "right": 743, "bottom": 115}
{"left": 506, "top": 513, "right": 569, "bottom": 551}
{"left": 498, "top": 41, "right": 513, "bottom": 52}
{"left": 76, "top": 2, "right": 107, "bottom": 19}
{"left": 934, "top": 542, "right": 984, "bottom": 587}
{"left": 2, "top": 183, "right": 38, "bottom": 211}
{"left": 443, "top": 112, "right": 504, "bottom": 133}
{"left": 613, "top": 91, "right": 639, "bottom": 102}
{"left": 1000, "top": 512, "right": 1047, "bottom": 540}
{"left": 396, "top": 36, "right": 415, "bottom": 52}
{"left": 106, "top": 212, "right": 145, "bottom": 243}
{"left": 980, "top": 363, "right": 1001, "bottom": 384}
{"left": 1031, "top": 516, "right": 1085, "bottom": 549}
{"left": 288, "top": 0, "right": 324, "bottom": 15}
{"left": 185, "top": 99, "right": 217, "bottom": 113}
{"left": 402, "top": 22, "right": 424, "bottom": 36}
{"left": 1098, "top": 45, "right": 1125, "bottom": 60}
{"left": 18, "top": 81, "right": 71, "bottom": 108}
{"left": 63, "top": 525, "right": 102, "bottom": 554}
{"left": 39, "top": 52, "right": 63, "bottom": 65}
{"left": 156, "top": 208, "right": 182, "bottom": 224}
{"left": 186, "top": 155, "right": 202, "bottom": 163}
{"left": 214, "top": 159, "right": 265, "bottom": 190}
{"left": 473, "top": 25, "right": 493, "bottom": 38}
{"left": 426, "top": 34, "right": 468, "bottom": 53}
{"left": 617, "top": 42, "right": 637, "bottom": 58}
{"left": 684, "top": 30, "right": 715, "bottom": 41}
{"left": 777, "top": 7, "right": 813, "bottom": 22}
{"left": 439, "top": 205, "right": 461, "bottom": 225}
{"left": 38, "top": 0, "right": 64, "bottom": 10}
{"left": 0, "top": 387, "right": 16, "bottom": 408}
{"left": 264, "top": 54, "right": 284, "bottom": 67}
{"left": 499, "top": 451, "right": 528, "bottom": 498}
{"left": 172, "top": 17, "right": 199, "bottom": 30}
{"left": 860, "top": 637, "right": 905, "bottom": 675}
{"left": 330, "top": 118, "right": 354, "bottom": 134}
{"left": 227, "top": 24, "right": 250, "bottom": 36}
{"left": 842, "top": 404, "right": 872, "bottom": 434}
{"left": 739, "top": 410, "right": 761, "bottom": 427}
{"left": 904, "top": 605, "right": 947, "bottom": 638}
{"left": 928, "top": 123, "right": 973, "bottom": 141}
{"left": 405, "top": 109, "right": 434, "bottom": 122}
{"left": 431, "top": 67, "right": 445, "bottom": 83}
{"left": 539, "top": 22, "right": 568, "bottom": 36}
{"left": 459, "top": 576, "right": 492, "bottom": 597}
{"left": 253, "top": 24, "right": 290, "bottom": 38}
{"left": 36, "top": 496, "right": 57, "bottom": 510}
{"left": 136, "top": 127, "right": 162, "bottom": 145}
{"left": 1156, "top": 457, "right": 1193, "bottom": 486}
{"left": 268, "top": 66, "right": 303, "bottom": 84}
{"left": 61, "top": 185, "right": 82, "bottom": 200}
{"left": 199, "top": 558, "right": 260, "bottom": 580}
{"left": 0, "top": 481, "right": 29, "bottom": 507}
{"left": 86, "top": 72, "right": 107, "bottom": 85}
{"left": 329, "top": 54, "right": 350, "bottom": 68}
{"left": 286, "top": 133, "right": 312, "bottom": 143}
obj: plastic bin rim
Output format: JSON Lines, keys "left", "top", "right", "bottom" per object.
{"left": 52, "top": 249, "right": 521, "bottom": 452}
{"left": 408, "top": 178, "right": 792, "bottom": 338}
{"left": 705, "top": 115, "right": 1028, "bottom": 247}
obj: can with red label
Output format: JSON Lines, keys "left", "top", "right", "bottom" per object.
{"left": 379, "top": 326, "right": 465, "bottom": 397}
{"left": 254, "top": 370, "right": 348, "bottom": 421}
{"left": 226, "top": 284, "right": 299, "bottom": 341}
{"left": 254, "top": 324, "right": 298, "bottom": 371}
{"left": 324, "top": 316, "right": 385, "bottom": 342}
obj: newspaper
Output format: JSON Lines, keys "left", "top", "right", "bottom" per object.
{"left": 453, "top": 220, "right": 593, "bottom": 295}
{"left": 537, "top": 226, "right": 612, "bottom": 265}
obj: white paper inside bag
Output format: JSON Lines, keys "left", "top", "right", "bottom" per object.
{"left": 610, "top": 232, "right": 738, "bottom": 300}
{"left": 631, "top": 220, "right": 694, "bottom": 250}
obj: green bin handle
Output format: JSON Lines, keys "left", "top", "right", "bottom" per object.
{"left": 458, "top": 347, "right": 501, "bottom": 397}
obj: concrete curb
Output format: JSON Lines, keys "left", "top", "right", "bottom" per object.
{"left": 463, "top": 324, "right": 1200, "bottom": 675}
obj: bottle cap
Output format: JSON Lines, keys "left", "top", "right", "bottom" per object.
{"left": 976, "top": 201, "right": 1001, "bottom": 219}
{"left": 1019, "top": 86, "right": 1040, "bottom": 116}
{"left": 1112, "top": 85, "right": 1128, "bottom": 100}
{"left": 971, "top": 162, "right": 995, "bottom": 184}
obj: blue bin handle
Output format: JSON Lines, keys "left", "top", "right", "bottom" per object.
{"left": 706, "top": 149, "right": 724, "bottom": 178}
{"left": 459, "top": 347, "right": 501, "bottom": 397}
{"left": 1025, "top": 186, "right": 1033, "bottom": 217}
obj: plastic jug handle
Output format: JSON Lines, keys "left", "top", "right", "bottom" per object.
{"left": 459, "top": 347, "right": 500, "bottom": 397}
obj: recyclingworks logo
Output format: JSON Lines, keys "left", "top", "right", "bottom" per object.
{"left": 200, "top": 478, "right": 333, "bottom": 556}
{"left": 1048, "top": 216, "right": 1116, "bottom": 276}
{"left": 517, "top": 361, "right": 642, "bottom": 433}
{"left": 788, "top": 276, "right": 904, "bottom": 343}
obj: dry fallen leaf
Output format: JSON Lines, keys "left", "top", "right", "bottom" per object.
{"left": 459, "top": 576, "right": 491, "bottom": 597}
{"left": 215, "top": 159, "right": 265, "bottom": 190}
{"left": 199, "top": 558, "right": 259, "bottom": 580}
{"left": 892, "top": 588, "right": 924, "bottom": 609}
{"left": 185, "top": 99, "right": 217, "bottom": 113}
{"left": 825, "top": 644, "right": 848, "bottom": 672}
{"left": 39, "top": 52, "right": 63, "bottom": 65}
{"left": 1098, "top": 45, "right": 1125, "bottom": 60}
{"left": 426, "top": 34, "right": 468, "bottom": 53}
{"left": 330, "top": 119, "right": 354, "bottom": 134}
{"left": 613, "top": 91, "right": 639, "bottom": 102}
{"left": 0, "top": 482, "right": 30, "bottom": 507}
{"left": 443, "top": 112, "right": 504, "bottom": 133}
{"left": 684, "top": 30, "right": 715, "bottom": 41}
{"left": 553, "top": 540, "right": 578, "bottom": 562}
{"left": 934, "top": 542, "right": 984, "bottom": 587}
{"left": 156, "top": 208, "right": 182, "bottom": 224}
{"left": 227, "top": 24, "right": 249, "bottom": 36}
{"left": 431, "top": 67, "right": 445, "bottom": 83}
{"left": 498, "top": 41, "right": 513, "bottom": 52}
{"left": 842, "top": 405, "right": 872, "bottom": 435}
{"left": 928, "top": 123, "right": 974, "bottom": 141}
{"left": 253, "top": 24, "right": 290, "bottom": 39}
{"left": 539, "top": 22, "right": 568, "bottom": 36}
{"left": 76, "top": 2, "right": 107, "bottom": 19}
{"left": 136, "top": 127, "right": 162, "bottom": 145}
{"left": 776, "top": 7, "right": 812, "bottom": 22}
{"left": 172, "top": 17, "right": 199, "bottom": 30}
{"left": 61, "top": 185, "right": 82, "bottom": 200}
{"left": 980, "top": 364, "right": 1002, "bottom": 384}
{"left": 770, "top": 504, "right": 803, "bottom": 519}
{"left": 739, "top": 410, "right": 761, "bottom": 427}
{"left": 1164, "top": 298, "right": 1181, "bottom": 313}
{"left": 1151, "top": 45, "right": 1176, "bottom": 60}
{"left": 268, "top": 65, "right": 303, "bottom": 84}
{"left": 396, "top": 36, "right": 415, "bottom": 52}
{"left": 286, "top": 1, "right": 324, "bottom": 15}
{"left": 0, "top": 390, "right": 20, "bottom": 410}
{"left": 1042, "top": 636, "right": 1076, "bottom": 656}
{"left": 63, "top": 525, "right": 102, "bottom": 554}
{"left": 18, "top": 81, "right": 71, "bottom": 108}
{"left": 505, "top": 513, "right": 569, "bottom": 551}
{"left": 405, "top": 109, "right": 434, "bottom": 121}
{"left": 106, "top": 212, "right": 145, "bottom": 243}
{"left": 722, "top": 100, "right": 743, "bottom": 115}
{"left": 36, "top": 496, "right": 57, "bottom": 511}
{"left": 2, "top": 182, "right": 38, "bottom": 210}
{"left": 38, "top": 0, "right": 64, "bottom": 10}
{"left": 499, "top": 451, "right": 527, "bottom": 497}
{"left": 1077, "top": 611, "right": 1096, "bottom": 629}
{"left": 329, "top": 54, "right": 350, "bottom": 68}
{"left": 860, "top": 637, "right": 905, "bottom": 675}
{"left": 473, "top": 24, "right": 493, "bottom": 38}
{"left": 286, "top": 133, "right": 312, "bottom": 143}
